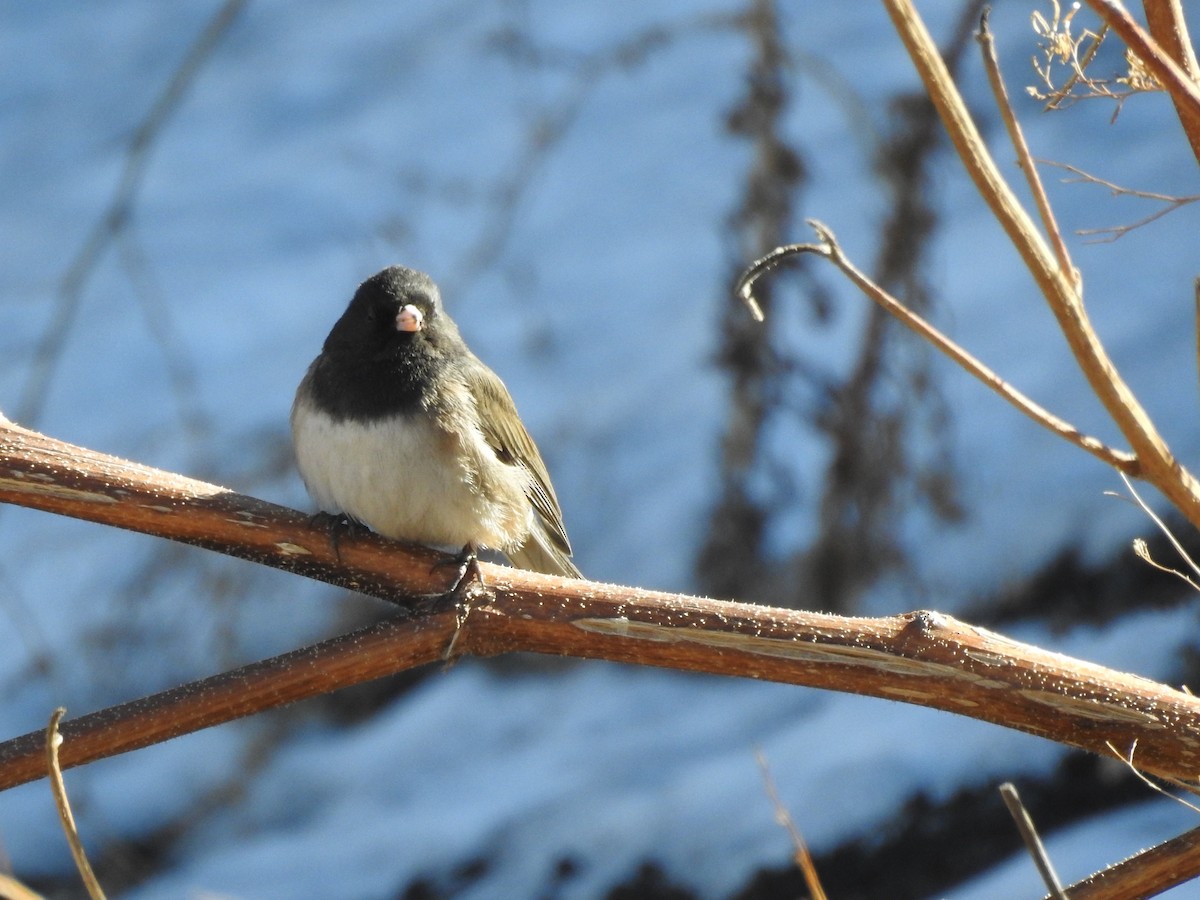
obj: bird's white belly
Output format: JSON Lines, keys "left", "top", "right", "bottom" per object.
{"left": 291, "top": 402, "right": 532, "bottom": 550}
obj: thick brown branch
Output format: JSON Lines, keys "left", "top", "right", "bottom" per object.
{"left": 2, "top": 417, "right": 1200, "bottom": 795}
{"left": 0, "top": 614, "right": 455, "bottom": 791}
{"left": 0, "top": 415, "right": 457, "bottom": 602}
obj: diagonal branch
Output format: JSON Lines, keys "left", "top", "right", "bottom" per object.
{"left": 1062, "top": 822, "right": 1200, "bottom": 898}
{"left": 2, "top": 417, "right": 1200, "bottom": 793}
{"left": 1089, "top": 0, "right": 1200, "bottom": 165}
{"left": 977, "top": 11, "right": 1076, "bottom": 289}
{"left": 737, "top": 225, "right": 1139, "bottom": 475}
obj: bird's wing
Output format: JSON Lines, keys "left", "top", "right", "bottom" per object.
{"left": 461, "top": 358, "right": 573, "bottom": 555}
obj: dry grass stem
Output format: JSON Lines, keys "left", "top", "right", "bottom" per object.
{"left": 999, "top": 782, "right": 1067, "bottom": 900}
{"left": 1114, "top": 472, "right": 1200, "bottom": 587}
{"left": 45, "top": 709, "right": 105, "bottom": 900}
{"left": 755, "top": 749, "right": 827, "bottom": 900}
{"left": 1106, "top": 740, "right": 1200, "bottom": 814}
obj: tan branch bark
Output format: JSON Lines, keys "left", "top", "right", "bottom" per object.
{"left": 1143, "top": 0, "right": 1200, "bottom": 78}
{"left": 1063, "top": 822, "right": 1200, "bottom": 898}
{"left": 977, "top": 11, "right": 1076, "bottom": 289}
{"left": 882, "top": 0, "right": 1200, "bottom": 529}
{"left": 1099, "top": 0, "right": 1200, "bottom": 165}
{"left": 2, "top": 417, "right": 1200, "bottom": 794}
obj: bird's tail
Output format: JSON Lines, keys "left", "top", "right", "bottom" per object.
{"left": 507, "top": 527, "right": 582, "bottom": 579}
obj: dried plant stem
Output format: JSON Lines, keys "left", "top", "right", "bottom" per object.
{"left": 1087, "top": 0, "right": 1200, "bottom": 165}
{"left": 1116, "top": 473, "right": 1200, "bottom": 584}
{"left": 756, "top": 749, "right": 827, "bottom": 900}
{"left": 45, "top": 709, "right": 105, "bottom": 900}
{"left": 1043, "top": 23, "right": 1109, "bottom": 111}
{"left": 738, "top": 227, "right": 1138, "bottom": 476}
{"left": 1106, "top": 739, "right": 1200, "bottom": 813}
{"left": 977, "top": 11, "right": 1076, "bottom": 288}
{"left": 999, "top": 783, "right": 1066, "bottom": 900}
{"left": 880, "top": 0, "right": 1200, "bottom": 527}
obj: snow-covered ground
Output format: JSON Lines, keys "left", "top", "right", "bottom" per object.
{"left": 3, "top": 1, "right": 1200, "bottom": 896}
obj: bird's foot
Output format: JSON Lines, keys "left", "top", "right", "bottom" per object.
{"left": 437, "top": 543, "right": 483, "bottom": 662}
{"left": 432, "top": 542, "right": 482, "bottom": 599}
{"left": 309, "top": 511, "right": 367, "bottom": 562}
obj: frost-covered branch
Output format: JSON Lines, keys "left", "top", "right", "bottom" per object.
{"left": 1, "top": 417, "right": 1199, "bottom": 795}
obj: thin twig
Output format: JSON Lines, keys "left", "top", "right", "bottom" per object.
{"left": 1040, "top": 159, "right": 1200, "bottom": 241}
{"left": 1115, "top": 472, "right": 1200, "bottom": 584}
{"left": 1130, "top": 536, "right": 1200, "bottom": 592}
{"left": 1106, "top": 739, "right": 1200, "bottom": 814}
{"left": 1045, "top": 160, "right": 1200, "bottom": 204}
{"left": 755, "top": 749, "right": 827, "bottom": 900}
{"left": 737, "top": 224, "right": 1139, "bottom": 476}
{"left": 45, "top": 709, "right": 106, "bottom": 900}
{"left": 1043, "top": 24, "right": 1110, "bottom": 111}
{"left": 999, "top": 782, "right": 1067, "bottom": 900}
{"left": 978, "top": 10, "right": 1077, "bottom": 289}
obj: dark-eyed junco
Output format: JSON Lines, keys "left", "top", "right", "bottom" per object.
{"left": 291, "top": 265, "right": 581, "bottom": 579}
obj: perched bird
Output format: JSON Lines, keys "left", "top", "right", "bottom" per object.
{"left": 291, "top": 265, "right": 580, "bottom": 579}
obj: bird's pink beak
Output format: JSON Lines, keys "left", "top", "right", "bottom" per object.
{"left": 396, "top": 304, "right": 424, "bottom": 333}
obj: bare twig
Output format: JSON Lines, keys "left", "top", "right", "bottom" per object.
{"left": 738, "top": 224, "right": 1139, "bottom": 476}
{"left": 978, "top": 10, "right": 1077, "bottom": 288}
{"left": 999, "top": 782, "right": 1067, "bottom": 900}
{"left": 1112, "top": 472, "right": 1200, "bottom": 587}
{"left": 1040, "top": 159, "right": 1200, "bottom": 240}
{"left": 45, "top": 709, "right": 105, "bottom": 900}
{"left": 1046, "top": 160, "right": 1195, "bottom": 240}
{"left": 1106, "top": 739, "right": 1200, "bottom": 814}
{"left": 1131, "top": 537, "right": 1200, "bottom": 592}
{"left": 755, "top": 749, "right": 827, "bottom": 900}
